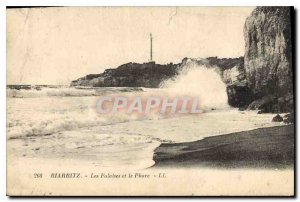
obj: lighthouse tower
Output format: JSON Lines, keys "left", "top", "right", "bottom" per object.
{"left": 150, "top": 33, "right": 153, "bottom": 62}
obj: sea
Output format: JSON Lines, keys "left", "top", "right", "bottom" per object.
{"left": 6, "top": 66, "right": 284, "bottom": 170}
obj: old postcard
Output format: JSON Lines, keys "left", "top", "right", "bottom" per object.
{"left": 6, "top": 6, "right": 294, "bottom": 196}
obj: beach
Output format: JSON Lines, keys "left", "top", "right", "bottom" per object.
{"left": 153, "top": 125, "right": 294, "bottom": 168}
{"left": 7, "top": 125, "right": 294, "bottom": 196}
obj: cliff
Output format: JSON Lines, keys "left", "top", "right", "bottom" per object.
{"left": 243, "top": 7, "right": 293, "bottom": 113}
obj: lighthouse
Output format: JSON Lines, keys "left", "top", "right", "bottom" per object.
{"left": 150, "top": 33, "right": 153, "bottom": 62}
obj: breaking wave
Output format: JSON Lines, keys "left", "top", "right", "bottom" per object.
{"left": 7, "top": 63, "right": 230, "bottom": 139}
{"left": 160, "top": 63, "right": 229, "bottom": 109}
{"left": 7, "top": 86, "right": 143, "bottom": 98}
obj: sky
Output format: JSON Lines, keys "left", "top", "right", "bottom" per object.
{"left": 7, "top": 7, "right": 254, "bottom": 85}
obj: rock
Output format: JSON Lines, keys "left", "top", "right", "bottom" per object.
{"left": 71, "top": 56, "right": 253, "bottom": 108}
{"left": 242, "top": 7, "right": 294, "bottom": 115}
{"left": 238, "top": 107, "right": 246, "bottom": 111}
{"left": 244, "top": 7, "right": 293, "bottom": 99}
{"left": 276, "top": 96, "right": 292, "bottom": 113}
{"left": 247, "top": 95, "right": 276, "bottom": 111}
{"left": 71, "top": 62, "right": 180, "bottom": 87}
{"left": 280, "top": 93, "right": 294, "bottom": 113}
{"left": 271, "top": 103, "right": 281, "bottom": 113}
{"left": 226, "top": 85, "right": 254, "bottom": 108}
{"left": 283, "top": 112, "right": 294, "bottom": 124}
{"left": 272, "top": 114, "right": 283, "bottom": 122}
{"left": 71, "top": 57, "right": 245, "bottom": 90}
{"left": 69, "top": 57, "right": 253, "bottom": 110}
{"left": 246, "top": 93, "right": 293, "bottom": 114}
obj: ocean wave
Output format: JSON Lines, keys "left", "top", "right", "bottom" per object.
{"left": 7, "top": 86, "right": 144, "bottom": 98}
{"left": 7, "top": 99, "right": 163, "bottom": 140}
{"left": 160, "top": 63, "right": 229, "bottom": 109}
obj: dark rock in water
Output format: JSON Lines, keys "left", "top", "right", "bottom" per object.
{"left": 283, "top": 112, "right": 294, "bottom": 124}
{"left": 272, "top": 114, "right": 283, "bottom": 122}
{"left": 247, "top": 93, "right": 293, "bottom": 114}
{"left": 247, "top": 95, "right": 276, "bottom": 112}
{"left": 226, "top": 85, "right": 253, "bottom": 108}
{"left": 238, "top": 107, "right": 246, "bottom": 111}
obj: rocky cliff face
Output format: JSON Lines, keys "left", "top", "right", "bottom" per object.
{"left": 244, "top": 7, "right": 293, "bottom": 113}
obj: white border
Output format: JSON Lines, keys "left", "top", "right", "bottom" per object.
{"left": 1, "top": 0, "right": 299, "bottom": 201}
{"left": 2, "top": 0, "right": 300, "bottom": 6}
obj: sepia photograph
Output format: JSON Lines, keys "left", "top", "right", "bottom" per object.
{"left": 6, "top": 5, "right": 295, "bottom": 196}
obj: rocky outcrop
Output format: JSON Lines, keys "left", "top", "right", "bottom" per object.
{"left": 226, "top": 85, "right": 253, "bottom": 108}
{"left": 71, "top": 57, "right": 249, "bottom": 107}
{"left": 244, "top": 7, "right": 293, "bottom": 113}
{"left": 283, "top": 112, "right": 294, "bottom": 124}
{"left": 180, "top": 57, "right": 245, "bottom": 85}
{"left": 71, "top": 56, "right": 255, "bottom": 108}
{"left": 72, "top": 57, "right": 240, "bottom": 82}
{"left": 71, "top": 62, "right": 180, "bottom": 88}
{"left": 272, "top": 114, "right": 283, "bottom": 122}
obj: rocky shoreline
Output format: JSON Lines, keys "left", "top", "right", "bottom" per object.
{"left": 71, "top": 7, "right": 294, "bottom": 122}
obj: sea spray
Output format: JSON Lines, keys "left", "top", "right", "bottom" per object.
{"left": 7, "top": 64, "right": 229, "bottom": 139}
{"left": 94, "top": 63, "right": 229, "bottom": 115}
{"left": 160, "top": 63, "right": 229, "bottom": 110}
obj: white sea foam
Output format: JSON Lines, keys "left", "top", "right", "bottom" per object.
{"left": 7, "top": 94, "right": 164, "bottom": 139}
{"left": 7, "top": 86, "right": 143, "bottom": 98}
{"left": 160, "top": 63, "right": 229, "bottom": 109}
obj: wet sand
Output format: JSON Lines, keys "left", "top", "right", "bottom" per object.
{"left": 153, "top": 125, "right": 294, "bottom": 168}
{"left": 7, "top": 125, "right": 294, "bottom": 196}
